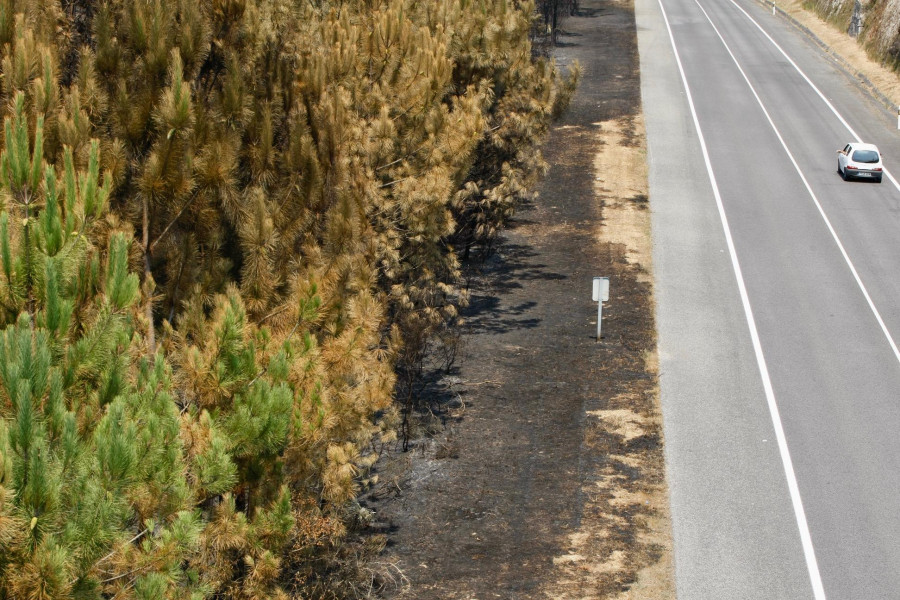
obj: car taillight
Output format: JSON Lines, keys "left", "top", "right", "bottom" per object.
{"left": 847, "top": 165, "right": 858, "bottom": 169}
{"left": 874, "top": 167, "right": 882, "bottom": 171}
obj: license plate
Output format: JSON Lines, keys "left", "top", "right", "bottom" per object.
{"left": 858, "top": 172, "right": 871, "bottom": 177}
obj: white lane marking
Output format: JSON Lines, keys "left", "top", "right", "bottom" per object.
{"left": 656, "top": 1, "right": 827, "bottom": 598}
{"left": 727, "top": 0, "right": 900, "bottom": 191}
{"left": 718, "top": 0, "right": 900, "bottom": 366}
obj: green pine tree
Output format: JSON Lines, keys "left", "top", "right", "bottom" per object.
{"left": 0, "top": 95, "right": 205, "bottom": 599}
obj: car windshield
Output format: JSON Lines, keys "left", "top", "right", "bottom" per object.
{"left": 852, "top": 149, "right": 880, "bottom": 163}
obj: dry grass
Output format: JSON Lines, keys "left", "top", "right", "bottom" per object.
{"left": 591, "top": 115, "right": 673, "bottom": 600}
{"left": 593, "top": 116, "right": 653, "bottom": 281}
{"left": 540, "top": 114, "right": 675, "bottom": 600}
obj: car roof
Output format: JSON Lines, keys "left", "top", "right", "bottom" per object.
{"left": 849, "top": 142, "right": 880, "bottom": 152}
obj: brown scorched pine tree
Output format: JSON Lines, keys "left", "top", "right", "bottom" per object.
{"left": 0, "top": 0, "right": 577, "bottom": 597}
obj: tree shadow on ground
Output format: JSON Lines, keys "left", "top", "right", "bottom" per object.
{"left": 463, "top": 297, "right": 541, "bottom": 335}
{"left": 461, "top": 240, "right": 566, "bottom": 336}
{"left": 394, "top": 234, "right": 570, "bottom": 430}
{"left": 554, "top": 29, "right": 584, "bottom": 47}
{"left": 574, "top": 6, "right": 604, "bottom": 16}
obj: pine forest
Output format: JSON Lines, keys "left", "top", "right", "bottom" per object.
{"left": 0, "top": 0, "right": 578, "bottom": 597}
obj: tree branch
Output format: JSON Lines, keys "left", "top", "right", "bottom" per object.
{"left": 142, "top": 196, "right": 156, "bottom": 353}
{"left": 149, "top": 192, "right": 198, "bottom": 253}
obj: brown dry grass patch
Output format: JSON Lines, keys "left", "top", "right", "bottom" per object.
{"left": 593, "top": 115, "right": 652, "bottom": 278}
{"left": 540, "top": 114, "right": 674, "bottom": 600}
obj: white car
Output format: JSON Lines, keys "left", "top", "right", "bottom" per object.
{"left": 837, "top": 142, "right": 883, "bottom": 183}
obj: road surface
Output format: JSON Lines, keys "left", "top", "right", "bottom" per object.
{"left": 637, "top": 0, "right": 900, "bottom": 597}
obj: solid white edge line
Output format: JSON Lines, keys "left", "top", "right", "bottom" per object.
{"left": 655, "top": 1, "right": 827, "bottom": 599}
{"left": 722, "top": 0, "right": 900, "bottom": 366}
{"left": 728, "top": 0, "right": 900, "bottom": 191}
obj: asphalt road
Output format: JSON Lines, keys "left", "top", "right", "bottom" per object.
{"left": 637, "top": 0, "right": 900, "bottom": 597}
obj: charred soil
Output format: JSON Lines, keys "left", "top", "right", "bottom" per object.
{"left": 363, "top": 0, "right": 675, "bottom": 597}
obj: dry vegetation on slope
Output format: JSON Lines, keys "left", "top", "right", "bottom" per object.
{"left": 793, "top": 0, "right": 900, "bottom": 100}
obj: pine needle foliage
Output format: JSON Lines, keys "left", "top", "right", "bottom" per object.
{"left": 0, "top": 94, "right": 201, "bottom": 599}
{"left": 0, "top": 0, "right": 577, "bottom": 596}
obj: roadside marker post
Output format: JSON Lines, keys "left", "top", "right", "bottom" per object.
{"left": 897, "top": 106, "right": 899, "bottom": 130}
{"left": 592, "top": 277, "right": 610, "bottom": 341}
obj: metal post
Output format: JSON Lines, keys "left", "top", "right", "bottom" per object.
{"left": 592, "top": 277, "right": 609, "bottom": 341}
{"left": 597, "top": 299, "right": 603, "bottom": 340}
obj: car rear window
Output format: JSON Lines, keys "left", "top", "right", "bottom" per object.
{"left": 852, "top": 149, "right": 880, "bottom": 163}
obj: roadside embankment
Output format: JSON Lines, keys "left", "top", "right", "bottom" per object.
{"left": 764, "top": 0, "right": 900, "bottom": 109}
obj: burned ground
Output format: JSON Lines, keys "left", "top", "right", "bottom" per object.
{"left": 363, "top": 0, "right": 675, "bottom": 597}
